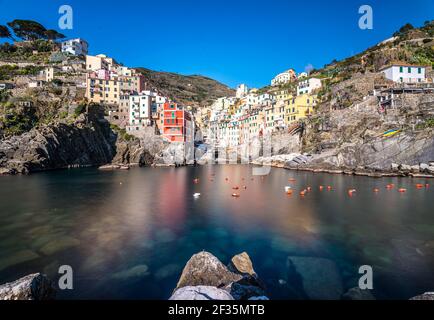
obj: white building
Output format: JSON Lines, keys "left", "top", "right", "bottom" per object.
{"left": 61, "top": 38, "right": 89, "bottom": 56}
{"left": 380, "top": 64, "right": 426, "bottom": 83}
{"left": 236, "top": 84, "right": 248, "bottom": 98}
{"left": 297, "top": 78, "right": 322, "bottom": 95}
{"left": 271, "top": 69, "right": 296, "bottom": 86}
{"left": 127, "top": 93, "right": 152, "bottom": 131}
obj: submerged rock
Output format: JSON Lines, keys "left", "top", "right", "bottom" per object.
{"left": 342, "top": 287, "right": 376, "bottom": 300}
{"left": 410, "top": 292, "right": 434, "bottom": 300}
{"left": 0, "top": 273, "right": 56, "bottom": 300}
{"left": 111, "top": 264, "right": 150, "bottom": 280}
{"left": 287, "top": 256, "right": 344, "bottom": 300}
{"left": 170, "top": 286, "right": 234, "bottom": 300}
{"left": 175, "top": 251, "right": 242, "bottom": 290}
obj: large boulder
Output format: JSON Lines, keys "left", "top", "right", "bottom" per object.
{"left": 0, "top": 273, "right": 56, "bottom": 300}
{"left": 169, "top": 286, "right": 234, "bottom": 300}
{"left": 410, "top": 292, "right": 434, "bottom": 300}
{"left": 175, "top": 251, "right": 242, "bottom": 291}
{"left": 287, "top": 256, "right": 344, "bottom": 300}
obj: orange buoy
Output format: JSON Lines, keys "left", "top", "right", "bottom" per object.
{"left": 373, "top": 188, "right": 380, "bottom": 193}
{"left": 416, "top": 183, "right": 424, "bottom": 189}
{"left": 232, "top": 193, "right": 240, "bottom": 198}
{"left": 327, "top": 186, "right": 332, "bottom": 191}
{"left": 398, "top": 188, "right": 407, "bottom": 193}
{"left": 319, "top": 185, "right": 324, "bottom": 191}
{"left": 232, "top": 186, "right": 239, "bottom": 190}
{"left": 300, "top": 189, "right": 307, "bottom": 196}
{"left": 286, "top": 189, "right": 293, "bottom": 195}
{"left": 307, "top": 187, "right": 312, "bottom": 192}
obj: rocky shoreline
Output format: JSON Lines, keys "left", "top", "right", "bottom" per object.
{"left": 1, "top": 250, "right": 433, "bottom": 300}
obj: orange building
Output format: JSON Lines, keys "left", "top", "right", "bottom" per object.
{"left": 162, "top": 102, "right": 194, "bottom": 142}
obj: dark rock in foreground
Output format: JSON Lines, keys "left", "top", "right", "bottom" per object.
{"left": 171, "top": 251, "right": 268, "bottom": 300}
{"left": 0, "top": 273, "right": 56, "bottom": 300}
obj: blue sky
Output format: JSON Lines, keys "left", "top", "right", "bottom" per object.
{"left": 1, "top": 0, "right": 433, "bottom": 88}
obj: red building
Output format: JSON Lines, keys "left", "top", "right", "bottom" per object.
{"left": 162, "top": 102, "right": 194, "bottom": 142}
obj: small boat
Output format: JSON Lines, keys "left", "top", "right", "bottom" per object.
{"left": 383, "top": 129, "right": 400, "bottom": 137}
{"left": 284, "top": 186, "right": 292, "bottom": 193}
{"left": 307, "top": 187, "right": 312, "bottom": 192}
{"left": 398, "top": 188, "right": 407, "bottom": 193}
{"left": 373, "top": 188, "right": 380, "bottom": 193}
{"left": 348, "top": 189, "right": 356, "bottom": 196}
{"left": 300, "top": 189, "right": 307, "bottom": 196}
{"left": 193, "top": 193, "right": 201, "bottom": 198}
{"left": 232, "top": 186, "right": 240, "bottom": 190}
{"left": 232, "top": 193, "right": 240, "bottom": 198}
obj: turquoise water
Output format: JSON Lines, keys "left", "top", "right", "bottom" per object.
{"left": 0, "top": 165, "right": 433, "bottom": 299}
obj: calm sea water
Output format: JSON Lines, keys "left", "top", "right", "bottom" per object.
{"left": 0, "top": 165, "right": 433, "bottom": 300}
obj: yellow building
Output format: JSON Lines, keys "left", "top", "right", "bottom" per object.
{"left": 284, "top": 94, "right": 318, "bottom": 125}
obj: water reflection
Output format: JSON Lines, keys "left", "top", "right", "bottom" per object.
{"left": 0, "top": 165, "right": 433, "bottom": 299}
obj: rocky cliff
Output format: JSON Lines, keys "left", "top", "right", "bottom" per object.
{"left": 0, "top": 106, "right": 157, "bottom": 175}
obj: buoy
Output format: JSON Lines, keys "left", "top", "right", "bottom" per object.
{"left": 319, "top": 185, "right": 324, "bottom": 191}
{"left": 193, "top": 178, "right": 199, "bottom": 184}
{"left": 284, "top": 186, "right": 292, "bottom": 193}
{"left": 327, "top": 186, "right": 332, "bottom": 191}
{"left": 193, "top": 193, "right": 201, "bottom": 198}
{"left": 232, "top": 186, "right": 239, "bottom": 190}
{"left": 300, "top": 189, "right": 307, "bottom": 196}
{"left": 373, "top": 188, "right": 380, "bottom": 193}
{"left": 348, "top": 189, "right": 356, "bottom": 196}
{"left": 398, "top": 188, "right": 407, "bottom": 193}
{"left": 307, "top": 187, "right": 312, "bottom": 192}
{"left": 232, "top": 193, "right": 240, "bottom": 198}
{"left": 416, "top": 183, "right": 424, "bottom": 189}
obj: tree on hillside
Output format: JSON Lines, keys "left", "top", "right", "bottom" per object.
{"left": 393, "top": 23, "right": 414, "bottom": 37}
{"left": 7, "top": 19, "right": 47, "bottom": 41}
{"left": 0, "top": 25, "right": 13, "bottom": 39}
{"left": 45, "top": 29, "right": 66, "bottom": 41}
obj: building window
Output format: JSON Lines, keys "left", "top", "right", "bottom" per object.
{"left": 399, "top": 67, "right": 403, "bottom": 73}
{"left": 418, "top": 67, "right": 422, "bottom": 74}
{"left": 408, "top": 67, "right": 411, "bottom": 73}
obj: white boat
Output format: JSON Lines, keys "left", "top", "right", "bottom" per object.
{"left": 193, "top": 193, "right": 201, "bottom": 198}
{"left": 284, "top": 186, "right": 292, "bottom": 192}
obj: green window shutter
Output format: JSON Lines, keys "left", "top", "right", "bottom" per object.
{"left": 400, "top": 67, "right": 403, "bottom": 73}
{"left": 408, "top": 67, "right": 411, "bottom": 73}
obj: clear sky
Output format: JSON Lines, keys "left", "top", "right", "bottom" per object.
{"left": 1, "top": 0, "right": 433, "bottom": 88}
